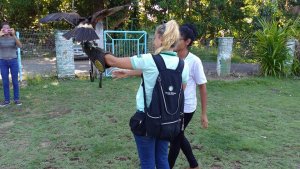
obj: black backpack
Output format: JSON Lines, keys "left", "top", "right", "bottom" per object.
{"left": 142, "top": 54, "right": 185, "bottom": 141}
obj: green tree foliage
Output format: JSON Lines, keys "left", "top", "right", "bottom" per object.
{"left": 0, "top": 0, "right": 132, "bottom": 29}
{"left": 0, "top": 0, "right": 298, "bottom": 42}
{"left": 139, "top": 0, "right": 262, "bottom": 41}
{"left": 0, "top": 0, "right": 39, "bottom": 28}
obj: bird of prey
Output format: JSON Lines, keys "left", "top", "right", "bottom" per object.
{"left": 40, "top": 5, "right": 130, "bottom": 88}
{"left": 39, "top": 5, "right": 130, "bottom": 41}
{"left": 82, "top": 41, "right": 110, "bottom": 88}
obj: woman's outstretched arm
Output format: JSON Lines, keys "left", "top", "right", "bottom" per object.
{"left": 104, "top": 54, "right": 133, "bottom": 69}
{"left": 112, "top": 69, "right": 142, "bottom": 79}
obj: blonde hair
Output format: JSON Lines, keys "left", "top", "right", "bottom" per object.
{"left": 154, "top": 20, "right": 180, "bottom": 54}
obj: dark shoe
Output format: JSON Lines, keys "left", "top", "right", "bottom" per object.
{"left": 14, "top": 100, "right": 22, "bottom": 106}
{"left": 0, "top": 101, "right": 10, "bottom": 107}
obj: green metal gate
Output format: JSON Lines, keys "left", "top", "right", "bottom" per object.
{"left": 104, "top": 30, "right": 147, "bottom": 76}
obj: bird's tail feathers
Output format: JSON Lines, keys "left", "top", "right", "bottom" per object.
{"left": 62, "top": 27, "right": 99, "bottom": 42}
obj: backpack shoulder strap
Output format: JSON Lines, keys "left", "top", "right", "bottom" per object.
{"left": 152, "top": 54, "right": 167, "bottom": 72}
{"left": 175, "top": 59, "right": 184, "bottom": 73}
{"left": 141, "top": 74, "right": 148, "bottom": 112}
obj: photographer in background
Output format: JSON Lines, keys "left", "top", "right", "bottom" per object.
{"left": 0, "top": 22, "right": 22, "bottom": 107}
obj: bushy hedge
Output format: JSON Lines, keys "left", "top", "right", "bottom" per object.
{"left": 254, "top": 19, "right": 300, "bottom": 77}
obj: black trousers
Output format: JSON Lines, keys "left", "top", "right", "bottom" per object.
{"left": 168, "top": 112, "right": 198, "bottom": 168}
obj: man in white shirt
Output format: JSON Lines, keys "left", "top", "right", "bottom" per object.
{"left": 168, "top": 24, "right": 208, "bottom": 169}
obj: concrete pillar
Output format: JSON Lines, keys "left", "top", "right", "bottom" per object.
{"left": 217, "top": 37, "right": 234, "bottom": 76}
{"left": 286, "top": 39, "right": 296, "bottom": 61}
{"left": 95, "top": 22, "right": 104, "bottom": 48}
{"left": 285, "top": 39, "right": 296, "bottom": 74}
{"left": 55, "top": 30, "right": 75, "bottom": 78}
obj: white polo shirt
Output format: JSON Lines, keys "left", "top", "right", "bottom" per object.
{"left": 130, "top": 51, "right": 189, "bottom": 112}
{"left": 184, "top": 52, "right": 207, "bottom": 113}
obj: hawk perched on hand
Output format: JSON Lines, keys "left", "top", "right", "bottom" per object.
{"left": 40, "top": 5, "right": 130, "bottom": 87}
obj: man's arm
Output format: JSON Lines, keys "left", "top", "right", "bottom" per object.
{"left": 199, "top": 83, "right": 208, "bottom": 128}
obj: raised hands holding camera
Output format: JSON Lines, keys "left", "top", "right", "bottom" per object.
{"left": 0, "top": 24, "right": 22, "bottom": 48}
{"left": 0, "top": 28, "right": 16, "bottom": 36}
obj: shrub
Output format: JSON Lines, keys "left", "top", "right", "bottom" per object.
{"left": 253, "top": 18, "right": 300, "bottom": 77}
{"left": 254, "top": 20, "right": 288, "bottom": 77}
{"left": 291, "top": 58, "right": 300, "bottom": 76}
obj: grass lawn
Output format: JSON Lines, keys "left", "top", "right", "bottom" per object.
{"left": 0, "top": 77, "right": 299, "bottom": 169}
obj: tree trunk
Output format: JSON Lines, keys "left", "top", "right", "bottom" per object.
{"left": 91, "top": 0, "right": 105, "bottom": 12}
{"left": 188, "top": 0, "right": 192, "bottom": 17}
{"left": 285, "top": 0, "right": 289, "bottom": 10}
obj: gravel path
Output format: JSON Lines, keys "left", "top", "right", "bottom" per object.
{"left": 20, "top": 58, "right": 259, "bottom": 78}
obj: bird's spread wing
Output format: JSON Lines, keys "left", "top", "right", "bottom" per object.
{"left": 63, "top": 25, "right": 99, "bottom": 42}
{"left": 91, "top": 5, "right": 130, "bottom": 24}
{"left": 39, "top": 12, "right": 84, "bottom": 26}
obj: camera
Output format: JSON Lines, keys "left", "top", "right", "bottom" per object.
{"left": 2, "top": 28, "right": 12, "bottom": 35}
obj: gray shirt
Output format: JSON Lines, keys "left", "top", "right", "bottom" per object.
{"left": 0, "top": 36, "right": 17, "bottom": 60}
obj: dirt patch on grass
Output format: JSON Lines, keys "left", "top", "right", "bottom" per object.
{"left": 192, "top": 144, "right": 203, "bottom": 151}
{"left": 0, "top": 130, "right": 6, "bottom": 138}
{"left": 0, "top": 121, "right": 15, "bottom": 129}
{"left": 0, "top": 121, "right": 15, "bottom": 137}
{"left": 55, "top": 141, "right": 87, "bottom": 162}
{"left": 106, "top": 115, "right": 118, "bottom": 123}
{"left": 48, "top": 108, "right": 72, "bottom": 118}
{"left": 0, "top": 165, "right": 19, "bottom": 169}
{"left": 69, "top": 157, "right": 80, "bottom": 161}
{"left": 40, "top": 140, "right": 52, "bottom": 148}
{"left": 232, "top": 160, "right": 242, "bottom": 169}
{"left": 106, "top": 159, "right": 113, "bottom": 165}
{"left": 114, "top": 156, "right": 131, "bottom": 161}
{"left": 43, "top": 156, "right": 63, "bottom": 169}
{"left": 122, "top": 134, "right": 132, "bottom": 141}
{"left": 56, "top": 141, "right": 87, "bottom": 154}
{"left": 44, "top": 167, "right": 60, "bottom": 169}
{"left": 211, "top": 164, "right": 223, "bottom": 169}
{"left": 14, "top": 140, "right": 29, "bottom": 151}
{"left": 213, "top": 155, "right": 222, "bottom": 161}
{"left": 57, "top": 144, "right": 87, "bottom": 153}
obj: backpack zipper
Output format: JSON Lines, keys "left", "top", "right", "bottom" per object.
{"left": 161, "top": 119, "right": 181, "bottom": 125}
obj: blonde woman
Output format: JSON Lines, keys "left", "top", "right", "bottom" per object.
{"left": 101, "top": 20, "right": 189, "bottom": 169}
{"left": 112, "top": 24, "right": 208, "bottom": 169}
